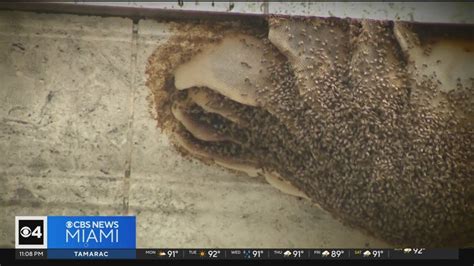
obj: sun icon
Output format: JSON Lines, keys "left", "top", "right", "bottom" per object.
{"left": 200, "top": 251, "right": 206, "bottom": 257}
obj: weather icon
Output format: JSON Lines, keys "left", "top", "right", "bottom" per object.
{"left": 363, "top": 250, "right": 371, "bottom": 257}
{"left": 243, "top": 250, "right": 252, "bottom": 259}
{"left": 403, "top": 248, "right": 412, "bottom": 254}
{"left": 283, "top": 250, "right": 291, "bottom": 257}
{"left": 322, "top": 250, "right": 330, "bottom": 257}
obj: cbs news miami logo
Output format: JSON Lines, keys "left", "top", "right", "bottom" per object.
{"left": 15, "top": 216, "right": 135, "bottom": 250}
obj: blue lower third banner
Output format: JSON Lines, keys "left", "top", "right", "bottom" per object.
{"left": 47, "top": 216, "right": 136, "bottom": 259}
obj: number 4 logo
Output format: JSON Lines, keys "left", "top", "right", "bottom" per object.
{"left": 31, "top": 226, "right": 42, "bottom": 239}
{"left": 15, "top": 216, "right": 48, "bottom": 249}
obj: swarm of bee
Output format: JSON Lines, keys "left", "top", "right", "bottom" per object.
{"left": 146, "top": 17, "right": 473, "bottom": 246}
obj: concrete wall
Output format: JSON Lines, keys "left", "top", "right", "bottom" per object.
{"left": 0, "top": 11, "right": 388, "bottom": 248}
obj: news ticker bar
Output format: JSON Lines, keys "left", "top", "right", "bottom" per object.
{"left": 15, "top": 248, "right": 459, "bottom": 260}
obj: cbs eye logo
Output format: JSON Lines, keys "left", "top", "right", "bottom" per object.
{"left": 15, "top": 216, "right": 47, "bottom": 249}
{"left": 19, "top": 221, "right": 43, "bottom": 242}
